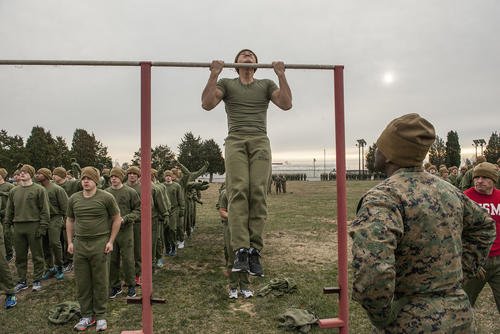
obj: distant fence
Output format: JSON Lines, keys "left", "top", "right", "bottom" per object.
{"left": 200, "top": 169, "right": 386, "bottom": 182}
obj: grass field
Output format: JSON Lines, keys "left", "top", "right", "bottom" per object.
{"left": 0, "top": 181, "right": 498, "bottom": 333}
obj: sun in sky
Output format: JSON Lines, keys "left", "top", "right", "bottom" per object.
{"left": 382, "top": 71, "right": 395, "bottom": 85}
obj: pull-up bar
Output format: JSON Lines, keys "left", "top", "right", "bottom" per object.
{"left": 0, "top": 59, "right": 348, "bottom": 334}
{"left": 0, "top": 59, "right": 335, "bottom": 70}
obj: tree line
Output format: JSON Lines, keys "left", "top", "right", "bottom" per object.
{"left": 365, "top": 130, "right": 499, "bottom": 174}
{"left": 0, "top": 127, "right": 225, "bottom": 181}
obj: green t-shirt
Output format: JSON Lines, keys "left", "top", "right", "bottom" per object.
{"left": 67, "top": 189, "right": 120, "bottom": 238}
{"left": 59, "top": 179, "right": 82, "bottom": 197}
{"left": 217, "top": 78, "right": 278, "bottom": 134}
{"left": 105, "top": 185, "right": 141, "bottom": 224}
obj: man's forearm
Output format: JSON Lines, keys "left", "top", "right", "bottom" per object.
{"left": 66, "top": 218, "right": 74, "bottom": 242}
{"left": 276, "top": 73, "right": 292, "bottom": 110}
{"left": 109, "top": 216, "right": 122, "bottom": 244}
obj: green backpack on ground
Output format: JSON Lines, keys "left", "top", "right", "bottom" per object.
{"left": 48, "top": 301, "right": 81, "bottom": 324}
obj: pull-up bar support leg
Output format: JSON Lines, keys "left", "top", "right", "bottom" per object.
{"left": 319, "top": 66, "right": 348, "bottom": 333}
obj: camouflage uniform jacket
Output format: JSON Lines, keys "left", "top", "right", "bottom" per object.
{"left": 350, "top": 167, "right": 495, "bottom": 333}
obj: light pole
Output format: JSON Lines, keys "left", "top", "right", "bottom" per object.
{"left": 324, "top": 148, "right": 326, "bottom": 174}
{"left": 313, "top": 158, "right": 316, "bottom": 178}
{"left": 473, "top": 139, "right": 486, "bottom": 158}
{"left": 478, "top": 139, "right": 486, "bottom": 156}
{"left": 356, "top": 139, "right": 367, "bottom": 178}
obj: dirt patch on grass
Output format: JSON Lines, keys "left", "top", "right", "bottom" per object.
{"left": 265, "top": 229, "right": 338, "bottom": 266}
{"left": 229, "top": 301, "right": 257, "bottom": 317}
{"left": 265, "top": 220, "right": 355, "bottom": 268}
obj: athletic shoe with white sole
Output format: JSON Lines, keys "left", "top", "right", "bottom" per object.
{"left": 96, "top": 319, "right": 107, "bottom": 332}
{"left": 229, "top": 288, "right": 238, "bottom": 299}
{"left": 74, "top": 317, "right": 96, "bottom": 331}
{"left": 240, "top": 289, "right": 254, "bottom": 299}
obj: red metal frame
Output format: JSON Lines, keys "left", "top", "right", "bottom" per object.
{"left": 0, "top": 59, "right": 347, "bottom": 333}
{"left": 139, "top": 62, "right": 153, "bottom": 334}
{"left": 318, "top": 66, "right": 348, "bottom": 333}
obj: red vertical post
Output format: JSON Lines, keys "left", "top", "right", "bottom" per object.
{"left": 140, "top": 62, "right": 153, "bottom": 334}
{"left": 334, "top": 66, "right": 349, "bottom": 333}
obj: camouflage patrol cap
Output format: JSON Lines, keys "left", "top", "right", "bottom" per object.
{"left": 20, "top": 164, "right": 36, "bottom": 177}
{"left": 81, "top": 166, "right": 100, "bottom": 184}
{"left": 0, "top": 168, "right": 7, "bottom": 179}
{"left": 473, "top": 162, "right": 499, "bottom": 183}
{"left": 127, "top": 166, "right": 141, "bottom": 176}
{"left": 376, "top": 113, "right": 435, "bottom": 167}
{"left": 151, "top": 168, "right": 158, "bottom": 178}
{"left": 439, "top": 167, "right": 448, "bottom": 175}
{"left": 36, "top": 168, "right": 52, "bottom": 180}
{"left": 110, "top": 167, "right": 125, "bottom": 181}
{"left": 449, "top": 166, "right": 458, "bottom": 172}
{"left": 164, "top": 170, "right": 174, "bottom": 178}
{"left": 53, "top": 167, "right": 67, "bottom": 179}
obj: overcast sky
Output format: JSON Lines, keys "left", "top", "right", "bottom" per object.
{"left": 1, "top": 1, "right": 498, "bottom": 169}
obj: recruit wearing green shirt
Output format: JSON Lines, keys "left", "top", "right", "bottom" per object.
{"left": 0, "top": 182, "right": 14, "bottom": 220}
{"left": 4, "top": 183, "right": 50, "bottom": 229}
{"left": 217, "top": 78, "right": 278, "bottom": 134}
{"left": 66, "top": 189, "right": 120, "bottom": 239}
{"left": 162, "top": 182, "right": 184, "bottom": 213}
{"left": 105, "top": 185, "right": 141, "bottom": 224}
{"left": 45, "top": 182, "right": 69, "bottom": 217}
{"left": 59, "top": 179, "right": 81, "bottom": 197}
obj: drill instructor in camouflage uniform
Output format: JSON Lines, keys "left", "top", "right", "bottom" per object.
{"left": 350, "top": 114, "right": 496, "bottom": 333}
{"left": 202, "top": 49, "right": 292, "bottom": 276}
{"left": 66, "top": 167, "right": 121, "bottom": 331}
{"left": 105, "top": 167, "right": 140, "bottom": 298}
{"left": 4, "top": 164, "right": 50, "bottom": 293}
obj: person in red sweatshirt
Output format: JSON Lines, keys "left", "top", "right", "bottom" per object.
{"left": 464, "top": 161, "right": 500, "bottom": 312}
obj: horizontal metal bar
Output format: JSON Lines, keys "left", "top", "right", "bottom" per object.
{"left": 0, "top": 60, "right": 337, "bottom": 70}
{"left": 323, "top": 287, "right": 341, "bottom": 294}
{"left": 153, "top": 62, "right": 336, "bottom": 70}
{"left": 318, "top": 318, "right": 345, "bottom": 328}
{"left": 0, "top": 60, "right": 141, "bottom": 66}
